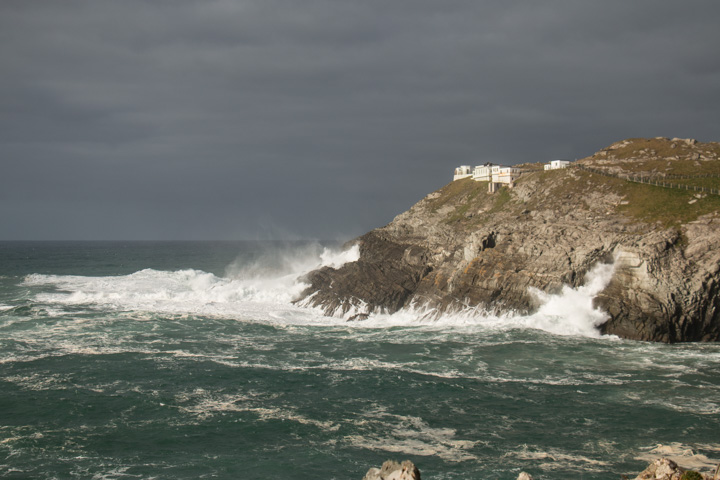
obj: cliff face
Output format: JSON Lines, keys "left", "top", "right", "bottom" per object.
{"left": 297, "top": 137, "right": 720, "bottom": 342}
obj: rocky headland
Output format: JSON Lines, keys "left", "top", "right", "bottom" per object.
{"left": 297, "top": 137, "right": 720, "bottom": 343}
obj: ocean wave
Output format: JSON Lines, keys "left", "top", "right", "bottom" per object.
{"left": 23, "top": 268, "right": 312, "bottom": 320}
{"left": 300, "top": 259, "right": 619, "bottom": 339}
{"left": 19, "top": 245, "right": 361, "bottom": 324}
{"left": 15, "top": 254, "right": 633, "bottom": 342}
{"left": 635, "top": 443, "right": 720, "bottom": 470}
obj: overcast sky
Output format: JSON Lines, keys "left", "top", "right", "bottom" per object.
{"left": 1, "top": 0, "right": 719, "bottom": 240}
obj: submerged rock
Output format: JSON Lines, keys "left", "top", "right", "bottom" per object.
{"left": 297, "top": 137, "right": 720, "bottom": 343}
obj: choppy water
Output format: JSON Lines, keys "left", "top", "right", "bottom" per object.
{"left": 1, "top": 241, "right": 719, "bottom": 479}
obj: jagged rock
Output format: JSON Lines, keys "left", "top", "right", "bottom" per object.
{"left": 363, "top": 467, "right": 381, "bottom": 480}
{"left": 362, "top": 460, "right": 421, "bottom": 480}
{"left": 714, "top": 463, "right": 720, "bottom": 480}
{"left": 297, "top": 137, "right": 720, "bottom": 343}
{"left": 634, "top": 458, "right": 685, "bottom": 480}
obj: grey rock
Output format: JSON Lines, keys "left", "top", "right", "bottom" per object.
{"left": 362, "top": 467, "right": 382, "bottom": 480}
{"left": 363, "top": 460, "right": 421, "bottom": 480}
{"left": 634, "top": 458, "right": 685, "bottom": 480}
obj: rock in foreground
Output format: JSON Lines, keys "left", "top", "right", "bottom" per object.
{"left": 634, "top": 457, "right": 719, "bottom": 480}
{"left": 359, "top": 457, "right": 720, "bottom": 479}
{"left": 362, "top": 460, "right": 421, "bottom": 480}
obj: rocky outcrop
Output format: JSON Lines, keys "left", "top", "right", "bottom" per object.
{"left": 362, "top": 460, "right": 421, "bottom": 480}
{"left": 297, "top": 137, "right": 720, "bottom": 342}
{"left": 635, "top": 458, "right": 687, "bottom": 480}
{"left": 633, "top": 457, "right": 719, "bottom": 480}
{"left": 359, "top": 458, "right": 718, "bottom": 479}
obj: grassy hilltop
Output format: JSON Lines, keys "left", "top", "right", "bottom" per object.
{"left": 428, "top": 137, "right": 720, "bottom": 229}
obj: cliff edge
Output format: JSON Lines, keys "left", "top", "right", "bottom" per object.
{"left": 297, "top": 137, "right": 720, "bottom": 342}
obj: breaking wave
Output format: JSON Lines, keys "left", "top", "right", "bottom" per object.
{"left": 22, "top": 246, "right": 616, "bottom": 338}
{"left": 22, "top": 244, "right": 360, "bottom": 322}
{"left": 326, "top": 260, "right": 617, "bottom": 338}
{"left": 523, "top": 260, "right": 616, "bottom": 337}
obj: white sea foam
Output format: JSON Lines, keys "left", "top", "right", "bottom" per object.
{"left": 223, "top": 242, "right": 359, "bottom": 280}
{"left": 176, "top": 390, "right": 338, "bottom": 430}
{"left": 635, "top": 443, "right": 720, "bottom": 470}
{"left": 343, "top": 407, "right": 479, "bottom": 462}
{"left": 505, "top": 445, "right": 610, "bottom": 472}
{"left": 21, "top": 249, "right": 617, "bottom": 339}
{"left": 523, "top": 261, "right": 616, "bottom": 337}
{"left": 22, "top": 244, "right": 361, "bottom": 323}
{"left": 329, "top": 259, "right": 617, "bottom": 338}
{"left": 319, "top": 244, "right": 360, "bottom": 268}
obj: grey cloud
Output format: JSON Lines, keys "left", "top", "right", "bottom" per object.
{"left": 1, "top": 0, "right": 719, "bottom": 239}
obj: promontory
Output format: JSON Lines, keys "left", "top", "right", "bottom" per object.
{"left": 296, "top": 137, "right": 720, "bottom": 343}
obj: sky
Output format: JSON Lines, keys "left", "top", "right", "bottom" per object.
{"left": 1, "top": 0, "right": 719, "bottom": 241}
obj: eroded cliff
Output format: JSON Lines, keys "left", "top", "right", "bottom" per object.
{"left": 297, "top": 137, "right": 720, "bottom": 342}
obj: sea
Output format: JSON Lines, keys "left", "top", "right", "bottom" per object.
{"left": 1, "top": 241, "right": 719, "bottom": 480}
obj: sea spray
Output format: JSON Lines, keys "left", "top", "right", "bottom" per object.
{"left": 22, "top": 243, "right": 361, "bottom": 322}
{"left": 341, "top": 259, "right": 618, "bottom": 338}
{"left": 320, "top": 244, "right": 360, "bottom": 268}
{"left": 224, "top": 242, "right": 358, "bottom": 280}
{"left": 523, "top": 260, "right": 617, "bottom": 337}
{"left": 22, "top": 247, "right": 616, "bottom": 338}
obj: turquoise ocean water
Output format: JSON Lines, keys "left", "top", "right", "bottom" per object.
{"left": 1, "top": 241, "right": 719, "bottom": 479}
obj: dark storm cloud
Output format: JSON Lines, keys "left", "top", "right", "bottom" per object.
{"left": 1, "top": 0, "right": 719, "bottom": 239}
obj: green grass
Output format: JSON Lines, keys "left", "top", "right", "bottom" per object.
{"left": 585, "top": 137, "right": 720, "bottom": 176}
{"left": 657, "top": 177, "right": 720, "bottom": 190}
{"left": 427, "top": 150, "right": 720, "bottom": 234}
{"left": 444, "top": 183, "right": 489, "bottom": 224}
{"left": 429, "top": 177, "right": 520, "bottom": 227}
{"left": 428, "top": 177, "right": 484, "bottom": 213}
{"left": 488, "top": 187, "right": 512, "bottom": 214}
{"left": 680, "top": 471, "right": 703, "bottom": 480}
{"left": 525, "top": 168, "right": 720, "bottom": 227}
{"left": 446, "top": 194, "right": 478, "bottom": 223}
{"left": 617, "top": 181, "right": 720, "bottom": 227}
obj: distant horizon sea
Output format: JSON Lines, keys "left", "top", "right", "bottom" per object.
{"left": 1, "top": 241, "right": 719, "bottom": 479}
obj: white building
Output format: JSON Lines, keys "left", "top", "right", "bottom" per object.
{"left": 472, "top": 163, "right": 501, "bottom": 182}
{"left": 492, "top": 166, "right": 520, "bottom": 185}
{"left": 544, "top": 159, "right": 571, "bottom": 170}
{"left": 455, "top": 163, "right": 522, "bottom": 191}
{"left": 453, "top": 165, "right": 473, "bottom": 181}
